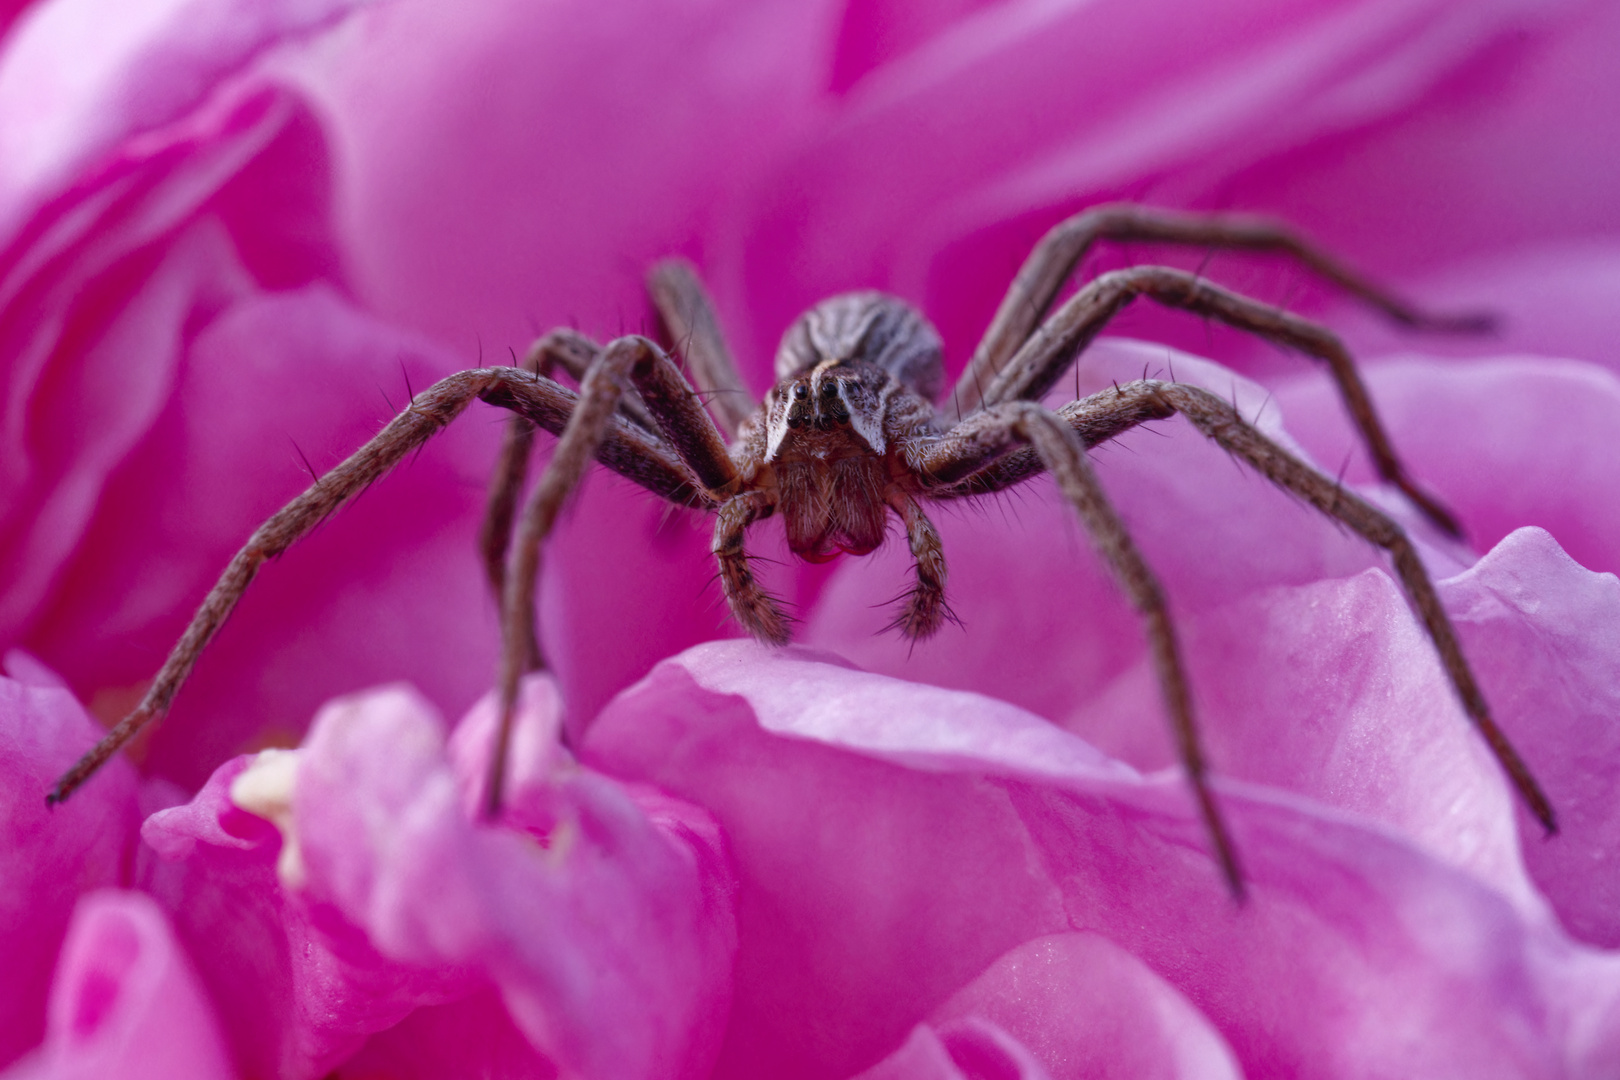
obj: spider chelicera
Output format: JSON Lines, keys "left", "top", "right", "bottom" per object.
{"left": 49, "top": 204, "right": 1556, "bottom": 896}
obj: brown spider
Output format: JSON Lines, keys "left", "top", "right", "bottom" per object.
{"left": 48, "top": 204, "right": 1556, "bottom": 896}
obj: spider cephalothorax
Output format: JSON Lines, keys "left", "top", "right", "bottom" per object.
{"left": 51, "top": 204, "right": 1557, "bottom": 896}
{"left": 743, "top": 293, "right": 943, "bottom": 566}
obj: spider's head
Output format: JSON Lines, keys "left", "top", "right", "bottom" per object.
{"left": 763, "top": 361, "right": 890, "bottom": 462}
{"left": 764, "top": 292, "right": 942, "bottom": 464}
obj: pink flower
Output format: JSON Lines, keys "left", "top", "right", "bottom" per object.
{"left": 3, "top": 0, "right": 1620, "bottom": 1078}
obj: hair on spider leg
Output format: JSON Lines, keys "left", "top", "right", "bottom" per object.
{"left": 399, "top": 359, "right": 418, "bottom": 409}
{"left": 1249, "top": 390, "right": 1275, "bottom": 428}
{"left": 289, "top": 438, "right": 320, "bottom": 485}
{"left": 1194, "top": 245, "right": 1218, "bottom": 284}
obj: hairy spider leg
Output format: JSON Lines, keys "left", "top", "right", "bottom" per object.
{"left": 482, "top": 330, "right": 607, "bottom": 672}
{"left": 913, "top": 378, "right": 1557, "bottom": 870}
{"left": 647, "top": 258, "right": 760, "bottom": 438}
{"left": 904, "top": 399, "right": 1246, "bottom": 897}
{"left": 958, "top": 202, "right": 1492, "bottom": 419}
{"left": 480, "top": 263, "right": 764, "bottom": 785}
{"left": 47, "top": 367, "right": 707, "bottom": 807}
{"left": 486, "top": 334, "right": 742, "bottom": 817}
{"left": 884, "top": 493, "right": 952, "bottom": 639}
{"left": 1140, "top": 380, "right": 1557, "bottom": 835}
{"left": 963, "top": 264, "right": 1463, "bottom": 538}
{"left": 714, "top": 492, "right": 790, "bottom": 645}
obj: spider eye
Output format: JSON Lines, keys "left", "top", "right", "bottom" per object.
{"left": 792, "top": 384, "right": 808, "bottom": 400}
{"left": 821, "top": 381, "right": 838, "bottom": 398}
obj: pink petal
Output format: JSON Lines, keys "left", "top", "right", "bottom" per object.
{"left": 31, "top": 285, "right": 504, "bottom": 788}
{"left": 1275, "top": 355, "right": 1620, "bottom": 577}
{"left": 333, "top": 988, "right": 556, "bottom": 1080}
{"left": 0, "top": 0, "right": 377, "bottom": 643}
{"left": 1314, "top": 242, "right": 1620, "bottom": 376}
{"left": 586, "top": 640, "right": 1620, "bottom": 1078}
{"left": 139, "top": 750, "right": 465, "bottom": 1080}
{"left": 0, "top": 0, "right": 534, "bottom": 789}
{"left": 0, "top": 86, "right": 291, "bottom": 643}
{"left": 289, "top": 0, "right": 837, "bottom": 360}
{"left": 1214, "top": 1, "right": 1620, "bottom": 321}
{"left": 584, "top": 645, "right": 1086, "bottom": 1079}
{"left": 849, "top": 1025, "right": 972, "bottom": 1080}
{"left": 724, "top": 0, "right": 1583, "bottom": 370}
{"left": 1444, "top": 527, "right": 1620, "bottom": 947}
{"left": 930, "top": 933, "right": 1241, "bottom": 1080}
{"left": 828, "top": 0, "right": 1007, "bottom": 95}
{"left": 3, "top": 890, "right": 232, "bottom": 1080}
{"left": 1077, "top": 568, "right": 1541, "bottom": 902}
{"left": 0, "top": 0, "right": 370, "bottom": 237}
{"left": 294, "top": 678, "right": 737, "bottom": 1080}
{"left": 853, "top": 1019, "right": 1057, "bottom": 1080}
{"left": 0, "top": 659, "right": 137, "bottom": 1070}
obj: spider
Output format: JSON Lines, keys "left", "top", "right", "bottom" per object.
{"left": 48, "top": 204, "right": 1556, "bottom": 896}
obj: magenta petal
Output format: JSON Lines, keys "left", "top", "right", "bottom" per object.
{"left": 0, "top": 664, "right": 137, "bottom": 1070}
{"left": 587, "top": 641, "right": 1620, "bottom": 1078}
{"left": 852, "top": 1019, "right": 1058, "bottom": 1080}
{"left": 139, "top": 750, "right": 466, "bottom": 1080}
{"left": 1060, "top": 566, "right": 1542, "bottom": 910}
{"left": 0, "top": 0, "right": 373, "bottom": 231}
{"left": 33, "top": 284, "right": 502, "bottom": 788}
{"left": 0, "top": 86, "right": 289, "bottom": 645}
{"left": 0, "top": 0, "right": 376, "bottom": 645}
{"left": 334, "top": 988, "right": 557, "bottom": 1080}
{"left": 586, "top": 646, "right": 1080, "bottom": 1079}
{"left": 726, "top": 0, "right": 1578, "bottom": 366}
{"left": 294, "top": 0, "right": 839, "bottom": 356}
{"left": 4, "top": 890, "right": 232, "bottom": 1080}
{"left": 931, "top": 933, "right": 1240, "bottom": 1080}
{"left": 1321, "top": 243, "right": 1620, "bottom": 376}
{"left": 294, "top": 681, "right": 737, "bottom": 1080}
{"left": 1275, "top": 355, "right": 1620, "bottom": 578}
{"left": 1211, "top": 3, "right": 1620, "bottom": 308}
{"left": 1443, "top": 527, "right": 1620, "bottom": 946}
{"left": 849, "top": 1025, "right": 970, "bottom": 1080}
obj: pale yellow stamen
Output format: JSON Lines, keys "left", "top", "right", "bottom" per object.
{"left": 229, "top": 748, "right": 306, "bottom": 889}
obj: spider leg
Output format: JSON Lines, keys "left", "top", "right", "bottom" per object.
{"left": 488, "top": 334, "right": 741, "bottom": 816}
{"left": 480, "top": 330, "right": 617, "bottom": 671}
{"left": 921, "top": 379, "right": 1558, "bottom": 839}
{"left": 714, "top": 492, "right": 790, "bottom": 645}
{"left": 885, "top": 493, "right": 951, "bottom": 639}
{"left": 511, "top": 327, "right": 663, "bottom": 436}
{"left": 956, "top": 203, "right": 1490, "bottom": 416}
{"left": 647, "top": 258, "right": 759, "bottom": 438}
{"left": 48, "top": 366, "right": 704, "bottom": 806}
{"left": 906, "top": 402, "right": 1246, "bottom": 898}
{"left": 972, "top": 265, "right": 1463, "bottom": 538}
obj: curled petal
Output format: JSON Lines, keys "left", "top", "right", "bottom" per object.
{"left": 853, "top": 1019, "right": 1056, "bottom": 1080}
{"left": 0, "top": 658, "right": 137, "bottom": 1070}
{"left": 931, "top": 932, "right": 1241, "bottom": 1080}
{"left": 293, "top": 678, "right": 737, "bottom": 1080}
{"left": 140, "top": 749, "right": 467, "bottom": 1080}
{"left": 3, "top": 890, "right": 232, "bottom": 1080}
